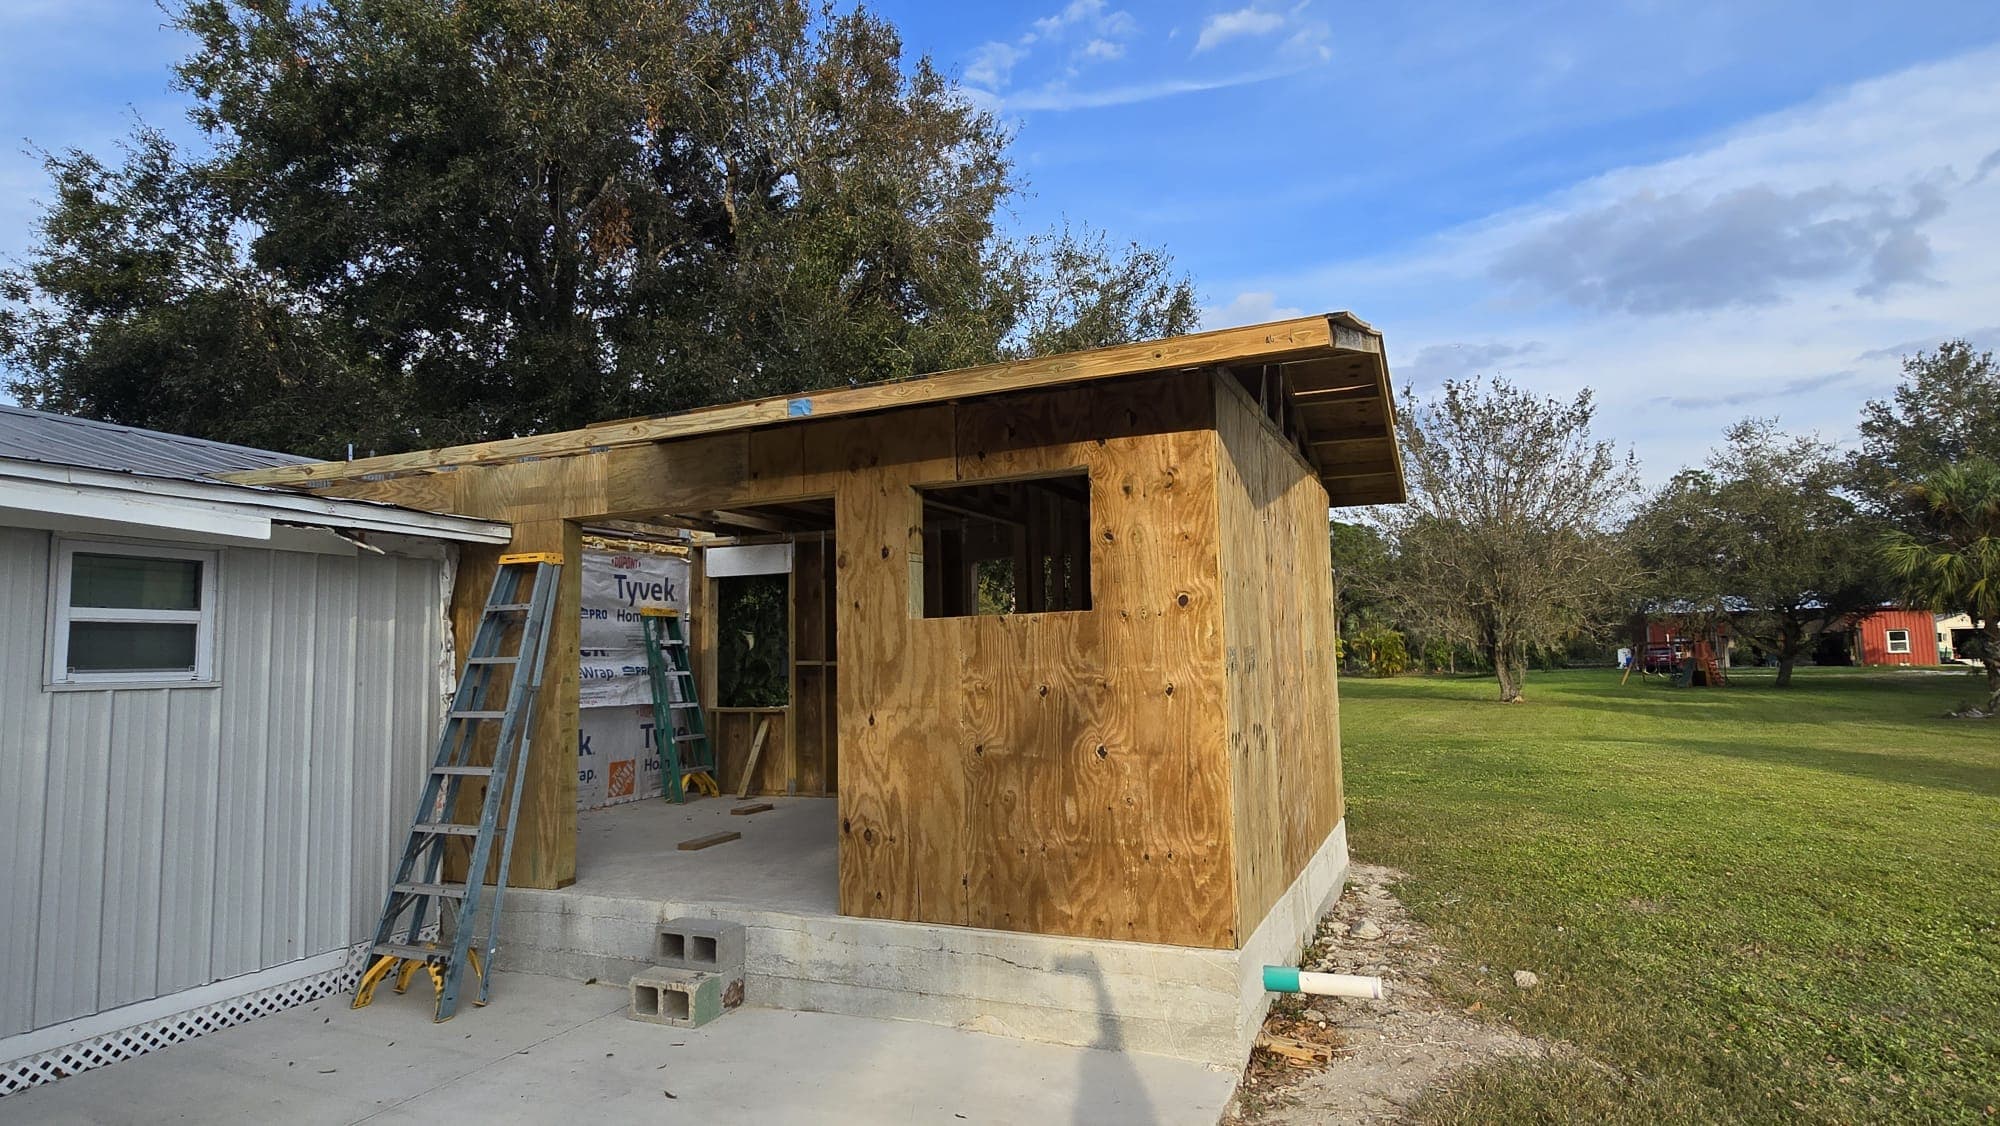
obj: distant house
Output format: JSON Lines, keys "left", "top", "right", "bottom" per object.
{"left": 0, "top": 405, "right": 506, "bottom": 1092}
{"left": 1824, "top": 606, "right": 1944, "bottom": 667}
{"left": 1935, "top": 612, "right": 1981, "bottom": 664}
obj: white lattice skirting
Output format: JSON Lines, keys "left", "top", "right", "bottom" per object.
{"left": 1, "top": 944, "right": 373, "bottom": 1097}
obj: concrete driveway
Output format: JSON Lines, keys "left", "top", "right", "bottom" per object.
{"left": 0, "top": 971, "right": 1235, "bottom": 1125}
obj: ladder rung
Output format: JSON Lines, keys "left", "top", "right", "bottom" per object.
{"left": 432, "top": 764, "right": 492, "bottom": 776}
{"left": 671, "top": 733, "right": 706, "bottom": 743}
{"left": 465, "top": 656, "right": 519, "bottom": 666}
{"left": 393, "top": 881, "right": 469, "bottom": 899}
{"left": 415, "top": 822, "right": 480, "bottom": 836}
{"left": 450, "top": 710, "right": 507, "bottom": 720}
{"left": 489, "top": 603, "right": 533, "bottom": 612}
{"left": 371, "top": 941, "right": 451, "bottom": 961}
{"left": 666, "top": 701, "right": 701, "bottom": 710}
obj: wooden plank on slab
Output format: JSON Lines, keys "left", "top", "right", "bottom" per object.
{"left": 729, "top": 803, "right": 776, "bottom": 816}
{"left": 735, "top": 718, "right": 771, "bottom": 799}
{"left": 677, "top": 831, "right": 741, "bottom": 851}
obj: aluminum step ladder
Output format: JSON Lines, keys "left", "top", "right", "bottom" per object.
{"left": 353, "top": 552, "right": 563, "bottom": 1021}
{"left": 642, "top": 608, "right": 718, "bottom": 802}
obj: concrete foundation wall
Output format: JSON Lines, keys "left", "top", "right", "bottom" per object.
{"left": 494, "top": 820, "right": 1350, "bottom": 1068}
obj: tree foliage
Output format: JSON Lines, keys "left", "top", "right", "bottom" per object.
{"left": 998, "top": 223, "right": 1197, "bottom": 359}
{"left": 1854, "top": 340, "right": 2000, "bottom": 513}
{"left": 1368, "top": 377, "right": 1640, "bottom": 702}
{"left": 1328, "top": 519, "right": 1389, "bottom": 633}
{"left": 2, "top": 0, "right": 1198, "bottom": 458}
{"left": 1632, "top": 420, "right": 1887, "bottom": 686}
{"left": 1880, "top": 459, "right": 2000, "bottom": 713}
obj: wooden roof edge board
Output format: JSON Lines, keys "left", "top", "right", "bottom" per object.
{"left": 222, "top": 313, "right": 1380, "bottom": 489}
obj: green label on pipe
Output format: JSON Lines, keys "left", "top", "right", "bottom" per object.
{"left": 1263, "top": 965, "right": 1301, "bottom": 992}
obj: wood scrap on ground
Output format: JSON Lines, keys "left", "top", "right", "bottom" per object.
{"left": 676, "top": 831, "right": 741, "bottom": 851}
{"left": 729, "top": 803, "right": 775, "bottom": 816}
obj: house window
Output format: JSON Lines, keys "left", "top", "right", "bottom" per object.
{"left": 50, "top": 540, "right": 217, "bottom": 685}
{"left": 1885, "top": 629, "right": 1911, "bottom": 654}
{"left": 917, "top": 473, "right": 1092, "bottom": 618}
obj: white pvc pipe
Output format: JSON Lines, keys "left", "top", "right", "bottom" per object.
{"left": 1263, "top": 965, "right": 1385, "bottom": 1000}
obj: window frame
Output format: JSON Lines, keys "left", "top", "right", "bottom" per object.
{"left": 47, "top": 538, "right": 220, "bottom": 688}
{"left": 913, "top": 470, "right": 1095, "bottom": 620}
{"left": 1884, "top": 628, "right": 1911, "bottom": 654}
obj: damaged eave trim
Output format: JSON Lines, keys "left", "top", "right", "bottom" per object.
{"left": 0, "top": 459, "right": 513, "bottom": 544}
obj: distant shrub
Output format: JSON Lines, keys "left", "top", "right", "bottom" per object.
{"left": 1348, "top": 627, "right": 1410, "bottom": 676}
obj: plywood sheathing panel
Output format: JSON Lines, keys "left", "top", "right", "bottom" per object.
{"left": 820, "top": 371, "right": 1237, "bottom": 948}
{"left": 1213, "top": 374, "right": 1344, "bottom": 938}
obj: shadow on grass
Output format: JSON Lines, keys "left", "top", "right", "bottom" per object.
{"left": 1626, "top": 734, "right": 2000, "bottom": 798}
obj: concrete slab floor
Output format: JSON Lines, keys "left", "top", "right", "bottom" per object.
{"left": 575, "top": 795, "right": 838, "bottom": 914}
{"left": 0, "top": 971, "right": 1234, "bottom": 1126}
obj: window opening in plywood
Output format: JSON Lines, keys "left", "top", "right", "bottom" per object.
{"left": 716, "top": 573, "right": 789, "bottom": 706}
{"left": 918, "top": 472, "right": 1091, "bottom": 618}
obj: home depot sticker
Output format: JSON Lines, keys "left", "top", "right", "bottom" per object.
{"left": 607, "top": 759, "right": 636, "bottom": 799}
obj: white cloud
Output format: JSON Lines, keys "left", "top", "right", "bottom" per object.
{"left": 1001, "top": 65, "right": 1302, "bottom": 112}
{"left": 965, "top": 0, "right": 1138, "bottom": 94}
{"left": 965, "top": 41, "right": 1028, "bottom": 90}
{"left": 1235, "top": 44, "right": 2000, "bottom": 477}
{"left": 1196, "top": 7, "right": 1286, "bottom": 53}
{"left": 1034, "top": 0, "right": 1136, "bottom": 40}
{"left": 1201, "top": 291, "right": 1305, "bottom": 330}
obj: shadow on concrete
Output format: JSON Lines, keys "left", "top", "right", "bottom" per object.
{"left": 1054, "top": 953, "right": 1157, "bottom": 1126}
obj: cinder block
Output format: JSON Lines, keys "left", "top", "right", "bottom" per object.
{"left": 656, "top": 917, "right": 745, "bottom": 974}
{"left": 628, "top": 967, "right": 725, "bottom": 1028}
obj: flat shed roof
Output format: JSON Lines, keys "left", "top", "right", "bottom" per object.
{"left": 225, "top": 313, "right": 1405, "bottom": 506}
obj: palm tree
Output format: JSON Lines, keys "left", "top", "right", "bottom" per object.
{"left": 1881, "top": 459, "right": 2000, "bottom": 714}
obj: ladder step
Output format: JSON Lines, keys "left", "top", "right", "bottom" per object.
{"left": 371, "top": 941, "right": 451, "bottom": 961}
{"left": 465, "top": 656, "right": 519, "bottom": 666}
{"left": 671, "top": 733, "right": 706, "bottom": 743}
{"left": 489, "top": 603, "right": 533, "bottom": 612}
{"left": 415, "top": 822, "right": 481, "bottom": 836}
{"left": 666, "top": 701, "right": 702, "bottom": 710}
{"left": 449, "top": 710, "right": 508, "bottom": 720}
{"left": 393, "top": 881, "right": 469, "bottom": 899}
{"left": 432, "top": 764, "right": 493, "bottom": 776}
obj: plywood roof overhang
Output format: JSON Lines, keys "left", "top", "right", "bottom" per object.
{"left": 222, "top": 312, "right": 1407, "bottom": 506}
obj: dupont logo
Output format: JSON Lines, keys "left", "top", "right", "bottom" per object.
{"left": 607, "top": 759, "right": 636, "bottom": 799}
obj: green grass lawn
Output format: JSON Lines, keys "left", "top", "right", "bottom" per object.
{"left": 1338, "top": 667, "right": 2000, "bottom": 1124}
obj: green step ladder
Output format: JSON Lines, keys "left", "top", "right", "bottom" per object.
{"left": 353, "top": 552, "right": 562, "bottom": 1021}
{"left": 642, "top": 608, "right": 718, "bottom": 801}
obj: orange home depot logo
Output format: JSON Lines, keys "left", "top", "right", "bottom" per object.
{"left": 608, "top": 759, "right": 636, "bottom": 799}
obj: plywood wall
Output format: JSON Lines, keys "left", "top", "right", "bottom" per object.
{"left": 827, "top": 371, "right": 1241, "bottom": 948}
{"left": 1213, "top": 377, "right": 1345, "bottom": 938}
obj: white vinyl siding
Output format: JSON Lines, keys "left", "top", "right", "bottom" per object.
{"left": 0, "top": 526, "right": 442, "bottom": 1039}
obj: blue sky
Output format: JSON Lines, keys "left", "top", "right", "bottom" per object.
{"left": 6, "top": 1, "right": 2000, "bottom": 475}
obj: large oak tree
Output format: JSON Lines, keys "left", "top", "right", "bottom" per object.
{"left": 2, "top": 0, "right": 1195, "bottom": 458}
{"left": 1633, "top": 420, "right": 1887, "bottom": 686}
